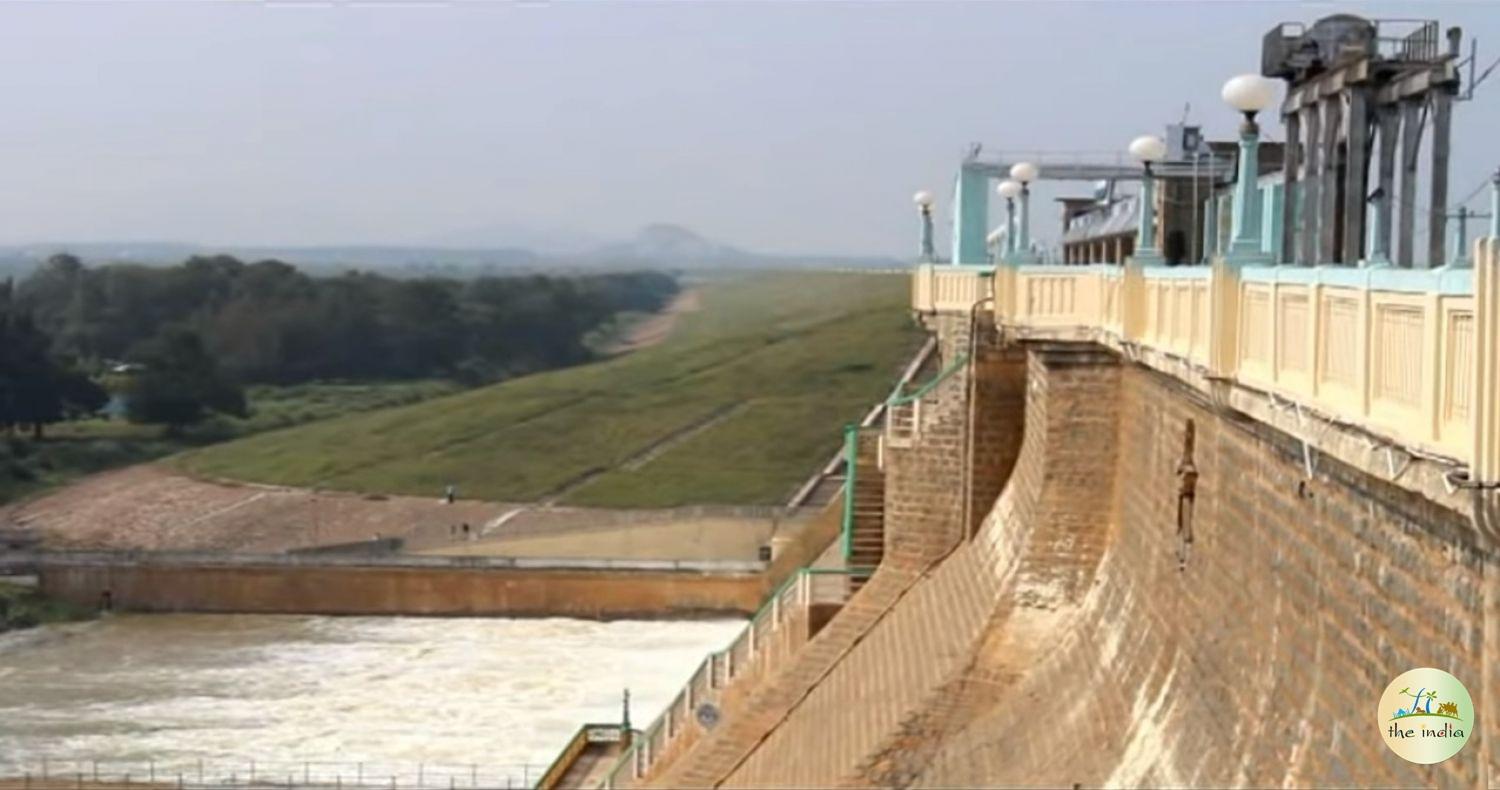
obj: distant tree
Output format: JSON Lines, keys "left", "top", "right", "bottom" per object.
{"left": 14, "top": 254, "right": 679, "bottom": 388}
{"left": 0, "top": 281, "right": 108, "bottom": 438}
{"left": 126, "top": 327, "right": 247, "bottom": 432}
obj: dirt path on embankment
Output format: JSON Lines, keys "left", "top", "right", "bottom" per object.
{"left": 601, "top": 287, "right": 701, "bottom": 354}
{"left": 0, "top": 464, "right": 789, "bottom": 560}
{"left": 0, "top": 465, "right": 517, "bottom": 553}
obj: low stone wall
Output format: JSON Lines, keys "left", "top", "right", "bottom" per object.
{"left": 37, "top": 554, "right": 765, "bottom": 620}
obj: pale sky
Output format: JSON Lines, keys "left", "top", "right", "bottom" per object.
{"left": 0, "top": 1, "right": 1496, "bottom": 257}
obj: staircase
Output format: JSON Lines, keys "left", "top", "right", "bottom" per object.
{"left": 844, "top": 431, "right": 886, "bottom": 588}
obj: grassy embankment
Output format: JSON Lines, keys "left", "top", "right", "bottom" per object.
{"left": 0, "top": 380, "right": 460, "bottom": 504}
{"left": 173, "top": 272, "right": 923, "bottom": 507}
{"left": 0, "top": 581, "right": 93, "bottom": 633}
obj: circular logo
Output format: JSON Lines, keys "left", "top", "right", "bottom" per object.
{"left": 1378, "top": 667, "right": 1473, "bottom": 764}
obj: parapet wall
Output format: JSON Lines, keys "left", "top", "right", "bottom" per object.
{"left": 716, "top": 338, "right": 1495, "bottom": 787}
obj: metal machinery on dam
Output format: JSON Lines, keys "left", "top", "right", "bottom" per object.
{"left": 539, "top": 12, "right": 1500, "bottom": 789}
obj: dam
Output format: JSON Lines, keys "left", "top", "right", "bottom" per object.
{"left": 543, "top": 13, "right": 1500, "bottom": 789}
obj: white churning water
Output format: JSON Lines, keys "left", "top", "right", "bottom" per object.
{"left": 0, "top": 613, "right": 743, "bottom": 783}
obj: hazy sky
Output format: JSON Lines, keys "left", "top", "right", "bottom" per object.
{"left": 0, "top": 1, "right": 1496, "bottom": 257}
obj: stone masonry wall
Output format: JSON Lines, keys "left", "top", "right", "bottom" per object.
{"left": 720, "top": 345, "right": 1120, "bottom": 788}
{"left": 715, "top": 340, "right": 1493, "bottom": 788}
{"left": 910, "top": 361, "right": 1490, "bottom": 788}
{"left": 645, "top": 328, "right": 1027, "bottom": 788}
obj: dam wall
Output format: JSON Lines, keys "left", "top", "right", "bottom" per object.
{"left": 711, "top": 341, "right": 1492, "bottom": 787}
{"left": 906, "top": 352, "right": 1489, "bottom": 788}
{"left": 720, "top": 344, "right": 1123, "bottom": 788}
{"left": 636, "top": 322, "right": 1026, "bottom": 788}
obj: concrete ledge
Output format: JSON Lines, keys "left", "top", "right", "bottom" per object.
{"left": 17, "top": 550, "right": 767, "bottom": 574}
{"left": 38, "top": 559, "right": 765, "bottom": 620}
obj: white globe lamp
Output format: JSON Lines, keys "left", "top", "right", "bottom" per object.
{"left": 1128, "top": 135, "right": 1168, "bottom": 165}
{"left": 996, "top": 180, "right": 1022, "bottom": 200}
{"left": 1221, "top": 74, "right": 1277, "bottom": 128}
{"left": 1009, "top": 162, "right": 1039, "bottom": 184}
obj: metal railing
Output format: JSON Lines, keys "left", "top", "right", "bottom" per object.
{"left": 884, "top": 353, "right": 969, "bottom": 449}
{"left": 3, "top": 759, "right": 545, "bottom": 789}
{"left": 594, "top": 566, "right": 871, "bottom": 789}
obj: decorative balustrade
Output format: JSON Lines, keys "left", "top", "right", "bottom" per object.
{"left": 597, "top": 566, "right": 870, "bottom": 789}
{"left": 911, "top": 264, "right": 994, "bottom": 314}
{"left": 913, "top": 237, "right": 1500, "bottom": 478}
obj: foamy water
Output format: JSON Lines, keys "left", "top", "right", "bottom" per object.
{"left": 0, "top": 614, "right": 742, "bottom": 783}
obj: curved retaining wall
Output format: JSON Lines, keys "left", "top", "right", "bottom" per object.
{"left": 642, "top": 324, "right": 1026, "bottom": 789}
{"left": 717, "top": 342, "right": 1493, "bottom": 787}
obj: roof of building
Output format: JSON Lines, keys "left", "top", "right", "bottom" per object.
{"left": 1062, "top": 196, "right": 1139, "bottom": 244}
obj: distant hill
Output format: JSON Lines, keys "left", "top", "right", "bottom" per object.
{"left": 590, "top": 223, "right": 751, "bottom": 264}
{"left": 0, "top": 224, "right": 901, "bottom": 275}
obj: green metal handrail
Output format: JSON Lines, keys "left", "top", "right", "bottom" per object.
{"left": 840, "top": 424, "right": 858, "bottom": 562}
{"left": 886, "top": 353, "right": 969, "bottom": 407}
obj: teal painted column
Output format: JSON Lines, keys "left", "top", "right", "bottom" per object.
{"left": 1201, "top": 190, "right": 1217, "bottom": 264}
{"left": 1262, "top": 181, "right": 1283, "bottom": 259}
{"left": 1135, "top": 171, "right": 1163, "bottom": 264}
{"left": 919, "top": 206, "right": 935, "bottom": 261}
{"left": 1227, "top": 125, "right": 1271, "bottom": 264}
{"left": 950, "top": 164, "right": 990, "bottom": 265}
{"left": 1491, "top": 168, "right": 1499, "bottom": 240}
{"left": 1452, "top": 207, "right": 1471, "bottom": 267}
{"left": 1004, "top": 199, "right": 1017, "bottom": 258}
{"left": 1017, "top": 185, "right": 1032, "bottom": 258}
{"left": 1367, "top": 190, "right": 1391, "bottom": 266}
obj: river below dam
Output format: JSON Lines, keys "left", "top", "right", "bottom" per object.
{"left": 0, "top": 613, "right": 743, "bottom": 786}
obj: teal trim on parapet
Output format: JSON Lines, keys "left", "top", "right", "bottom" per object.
{"left": 1239, "top": 264, "right": 1473, "bottom": 295}
{"left": 951, "top": 164, "right": 991, "bottom": 265}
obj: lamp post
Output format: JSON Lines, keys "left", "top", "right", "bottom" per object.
{"left": 986, "top": 228, "right": 1003, "bottom": 264}
{"left": 1010, "top": 163, "right": 1039, "bottom": 262}
{"left": 997, "top": 179, "right": 1022, "bottom": 263}
{"left": 1221, "top": 74, "right": 1278, "bottom": 264}
{"left": 1129, "top": 134, "right": 1167, "bottom": 265}
{"left": 1491, "top": 167, "right": 1499, "bottom": 240}
{"left": 913, "top": 190, "right": 935, "bottom": 262}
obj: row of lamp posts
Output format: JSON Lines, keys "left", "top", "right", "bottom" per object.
{"left": 913, "top": 71, "right": 1281, "bottom": 267}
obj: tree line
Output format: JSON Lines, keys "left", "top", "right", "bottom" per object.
{"left": 1, "top": 254, "right": 678, "bottom": 433}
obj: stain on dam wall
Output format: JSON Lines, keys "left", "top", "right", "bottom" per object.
{"left": 711, "top": 343, "right": 1490, "bottom": 788}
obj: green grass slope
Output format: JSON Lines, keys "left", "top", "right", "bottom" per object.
{"left": 171, "top": 272, "right": 922, "bottom": 507}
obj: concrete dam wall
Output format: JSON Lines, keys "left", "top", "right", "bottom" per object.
{"left": 662, "top": 338, "right": 1492, "bottom": 787}
{"left": 37, "top": 555, "right": 767, "bottom": 620}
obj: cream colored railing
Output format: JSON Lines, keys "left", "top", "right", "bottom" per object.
{"left": 915, "top": 238, "right": 1500, "bottom": 479}
{"left": 911, "top": 264, "right": 994, "bottom": 313}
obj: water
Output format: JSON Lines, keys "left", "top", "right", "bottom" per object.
{"left": 0, "top": 614, "right": 743, "bottom": 783}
